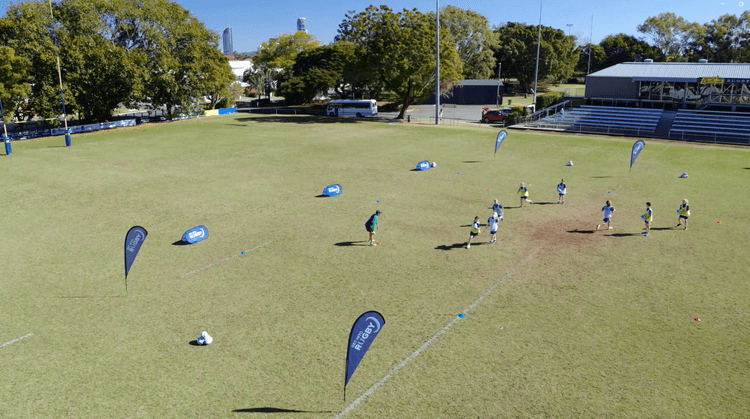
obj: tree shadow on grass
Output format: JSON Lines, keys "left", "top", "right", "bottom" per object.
{"left": 435, "top": 242, "right": 479, "bottom": 250}
{"left": 235, "top": 115, "right": 395, "bottom": 125}
{"left": 233, "top": 407, "right": 334, "bottom": 413}
{"left": 568, "top": 229, "right": 595, "bottom": 234}
{"left": 334, "top": 241, "right": 368, "bottom": 247}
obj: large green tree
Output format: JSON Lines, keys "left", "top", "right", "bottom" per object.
{"left": 598, "top": 33, "right": 663, "bottom": 68}
{"left": 686, "top": 12, "right": 750, "bottom": 63}
{"left": 254, "top": 31, "right": 320, "bottom": 70}
{"left": 493, "top": 23, "right": 577, "bottom": 95}
{"left": 637, "top": 12, "right": 703, "bottom": 61}
{"left": 0, "top": 46, "right": 31, "bottom": 122}
{"left": 336, "top": 5, "right": 462, "bottom": 119}
{"left": 439, "top": 5, "right": 498, "bottom": 79}
{"left": 278, "top": 41, "right": 372, "bottom": 105}
{"left": 574, "top": 43, "right": 605, "bottom": 74}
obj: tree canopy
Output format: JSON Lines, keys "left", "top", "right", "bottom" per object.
{"left": 439, "top": 5, "right": 498, "bottom": 79}
{"left": 336, "top": 5, "right": 462, "bottom": 118}
{"left": 493, "top": 23, "right": 576, "bottom": 94}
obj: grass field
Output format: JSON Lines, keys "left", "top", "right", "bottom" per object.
{"left": 1, "top": 115, "right": 749, "bottom": 418}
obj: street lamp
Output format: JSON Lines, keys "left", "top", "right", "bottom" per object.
{"left": 567, "top": 24, "right": 573, "bottom": 37}
{"left": 532, "top": 0, "right": 543, "bottom": 110}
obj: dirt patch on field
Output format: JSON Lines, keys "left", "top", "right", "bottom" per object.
{"left": 516, "top": 216, "right": 611, "bottom": 256}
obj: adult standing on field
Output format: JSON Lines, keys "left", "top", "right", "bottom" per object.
{"left": 676, "top": 199, "right": 690, "bottom": 230}
{"left": 518, "top": 182, "right": 532, "bottom": 208}
{"left": 365, "top": 210, "right": 381, "bottom": 246}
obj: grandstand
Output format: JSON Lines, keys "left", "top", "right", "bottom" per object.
{"left": 523, "top": 61, "right": 750, "bottom": 145}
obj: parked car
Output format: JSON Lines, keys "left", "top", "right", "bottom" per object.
{"left": 481, "top": 107, "right": 510, "bottom": 123}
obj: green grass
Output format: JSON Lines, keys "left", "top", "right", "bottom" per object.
{"left": 1, "top": 115, "right": 749, "bottom": 418}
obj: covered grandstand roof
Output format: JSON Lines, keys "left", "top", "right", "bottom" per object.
{"left": 588, "top": 62, "right": 750, "bottom": 83}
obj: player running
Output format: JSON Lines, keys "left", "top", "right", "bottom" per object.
{"left": 487, "top": 212, "right": 499, "bottom": 244}
{"left": 466, "top": 216, "right": 480, "bottom": 249}
{"left": 518, "top": 182, "right": 532, "bottom": 207}
{"left": 676, "top": 199, "right": 690, "bottom": 230}
{"left": 596, "top": 200, "right": 615, "bottom": 231}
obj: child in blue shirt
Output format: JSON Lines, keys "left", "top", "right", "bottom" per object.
{"left": 596, "top": 200, "right": 615, "bottom": 231}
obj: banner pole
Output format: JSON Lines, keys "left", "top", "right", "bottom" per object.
{"left": 48, "top": 0, "right": 71, "bottom": 146}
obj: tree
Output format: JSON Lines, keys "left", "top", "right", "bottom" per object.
{"left": 574, "top": 43, "right": 605, "bottom": 74}
{"left": 439, "top": 6, "right": 498, "bottom": 79}
{"left": 493, "top": 23, "right": 577, "bottom": 95}
{"left": 278, "top": 41, "right": 371, "bottom": 105}
{"left": 336, "top": 5, "right": 462, "bottom": 119}
{"left": 0, "top": 46, "right": 31, "bottom": 122}
{"left": 201, "top": 49, "right": 236, "bottom": 109}
{"left": 254, "top": 31, "right": 320, "bottom": 70}
{"left": 599, "top": 33, "right": 663, "bottom": 69}
{"left": 686, "top": 12, "right": 750, "bottom": 63}
{"left": 243, "top": 67, "right": 274, "bottom": 99}
{"left": 637, "top": 12, "right": 702, "bottom": 61}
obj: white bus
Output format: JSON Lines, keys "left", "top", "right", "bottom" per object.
{"left": 326, "top": 99, "right": 378, "bottom": 117}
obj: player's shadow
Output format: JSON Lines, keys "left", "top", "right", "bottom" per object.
{"left": 568, "top": 229, "right": 595, "bottom": 234}
{"left": 591, "top": 176, "right": 613, "bottom": 178}
{"left": 459, "top": 223, "right": 487, "bottom": 227}
{"left": 462, "top": 160, "right": 481, "bottom": 163}
{"left": 334, "top": 241, "right": 368, "bottom": 246}
{"left": 608, "top": 233, "right": 640, "bottom": 237}
{"left": 435, "top": 242, "right": 479, "bottom": 250}
{"left": 233, "top": 407, "right": 334, "bottom": 413}
{"left": 651, "top": 227, "right": 678, "bottom": 231}
{"left": 533, "top": 202, "right": 555, "bottom": 205}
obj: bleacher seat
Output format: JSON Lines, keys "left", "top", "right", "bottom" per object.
{"left": 669, "top": 109, "right": 750, "bottom": 143}
{"left": 530, "top": 105, "right": 664, "bottom": 135}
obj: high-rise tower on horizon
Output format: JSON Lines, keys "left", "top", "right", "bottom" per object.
{"left": 222, "top": 27, "right": 233, "bottom": 56}
{"left": 297, "top": 18, "right": 306, "bottom": 33}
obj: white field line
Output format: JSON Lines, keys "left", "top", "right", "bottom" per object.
{"left": 332, "top": 248, "right": 541, "bottom": 419}
{"left": 0, "top": 333, "right": 33, "bottom": 349}
{"left": 181, "top": 242, "right": 272, "bottom": 278}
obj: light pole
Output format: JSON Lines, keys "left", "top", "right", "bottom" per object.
{"left": 566, "top": 24, "right": 573, "bottom": 37}
{"left": 435, "top": 0, "right": 440, "bottom": 125}
{"left": 532, "top": 0, "right": 543, "bottom": 110}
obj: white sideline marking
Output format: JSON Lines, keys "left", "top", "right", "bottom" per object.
{"left": 0, "top": 333, "right": 33, "bottom": 349}
{"left": 181, "top": 242, "right": 272, "bottom": 277}
{"left": 332, "top": 248, "right": 541, "bottom": 419}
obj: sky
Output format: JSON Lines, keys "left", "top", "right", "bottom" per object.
{"left": 0, "top": 0, "right": 747, "bottom": 52}
{"left": 167, "top": 0, "right": 750, "bottom": 53}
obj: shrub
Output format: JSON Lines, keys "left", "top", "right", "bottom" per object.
{"left": 506, "top": 105, "right": 530, "bottom": 125}
{"left": 536, "top": 92, "right": 564, "bottom": 110}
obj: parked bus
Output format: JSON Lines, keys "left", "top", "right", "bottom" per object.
{"left": 326, "top": 99, "right": 378, "bottom": 117}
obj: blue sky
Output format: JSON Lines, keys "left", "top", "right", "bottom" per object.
{"left": 169, "top": 0, "right": 749, "bottom": 52}
{"left": 1, "top": 0, "right": 747, "bottom": 52}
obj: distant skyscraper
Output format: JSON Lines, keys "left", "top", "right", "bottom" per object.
{"left": 297, "top": 18, "right": 306, "bottom": 33}
{"left": 222, "top": 27, "right": 233, "bottom": 56}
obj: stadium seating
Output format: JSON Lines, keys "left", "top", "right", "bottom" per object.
{"left": 669, "top": 109, "right": 750, "bottom": 143}
{"left": 530, "top": 105, "right": 664, "bottom": 136}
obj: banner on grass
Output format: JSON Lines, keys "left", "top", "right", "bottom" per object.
{"left": 323, "top": 184, "right": 342, "bottom": 197}
{"left": 494, "top": 130, "right": 507, "bottom": 157}
{"left": 181, "top": 225, "right": 208, "bottom": 244}
{"left": 345, "top": 311, "right": 385, "bottom": 388}
{"left": 415, "top": 160, "right": 431, "bottom": 171}
{"left": 124, "top": 226, "right": 148, "bottom": 279}
{"left": 630, "top": 140, "right": 645, "bottom": 170}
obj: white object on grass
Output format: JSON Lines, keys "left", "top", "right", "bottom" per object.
{"left": 196, "top": 331, "right": 213, "bottom": 345}
{"left": 566, "top": 161, "right": 573, "bottom": 166}
{"left": 432, "top": 162, "right": 437, "bottom": 167}
{"left": 680, "top": 172, "right": 688, "bottom": 178}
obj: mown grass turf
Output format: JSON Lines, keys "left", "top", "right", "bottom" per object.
{"left": 1, "top": 115, "right": 748, "bottom": 418}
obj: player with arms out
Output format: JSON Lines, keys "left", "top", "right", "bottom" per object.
{"left": 466, "top": 216, "right": 480, "bottom": 249}
{"left": 365, "top": 210, "right": 381, "bottom": 246}
{"left": 676, "top": 199, "right": 690, "bottom": 230}
{"left": 596, "top": 200, "right": 615, "bottom": 231}
{"left": 557, "top": 179, "right": 567, "bottom": 204}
